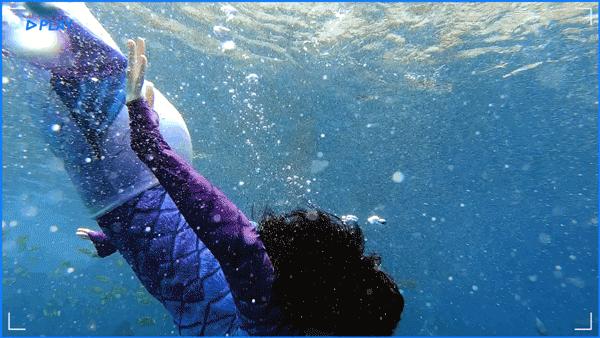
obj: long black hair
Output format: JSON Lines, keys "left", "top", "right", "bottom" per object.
{"left": 258, "top": 209, "right": 404, "bottom": 335}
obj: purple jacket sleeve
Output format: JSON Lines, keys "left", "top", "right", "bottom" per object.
{"left": 86, "top": 230, "right": 118, "bottom": 258}
{"left": 126, "top": 98, "right": 280, "bottom": 332}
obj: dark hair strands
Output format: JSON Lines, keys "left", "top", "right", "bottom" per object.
{"left": 258, "top": 209, "right": 404, "bottom": 336}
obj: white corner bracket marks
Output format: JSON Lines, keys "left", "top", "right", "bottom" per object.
{"left": 574, "top": 312, "right": 593, "bottom": 332}
{"left": 7, "top": 312, "right": 26, "bottom": 331}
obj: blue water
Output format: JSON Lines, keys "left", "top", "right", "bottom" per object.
{"left": 2, "top": 3, "right": 598, "bottom": 336}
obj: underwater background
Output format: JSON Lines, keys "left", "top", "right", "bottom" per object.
{"left": 2, "top": 2, "right": 598, "bottom": 335}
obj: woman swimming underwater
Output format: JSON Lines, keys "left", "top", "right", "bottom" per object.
{"left": 4, "top": 3, "right": 404, "bottom": 335}
{"left": 125, "top": 38, "right": 404, "bottom": 334}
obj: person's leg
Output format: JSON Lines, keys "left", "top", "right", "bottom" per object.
{"left": 77, "top": 186, "right": 239, "bottom": 335}
{"left": 97, "top": 186, "right": 238, "bottom": 335}
{"left": 3, "top": 3, "right": 238, "bottom": 334}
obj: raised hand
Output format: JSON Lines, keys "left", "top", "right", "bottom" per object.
{"left": 124, "top": 37, "right": 161, "bottom": 156}
{"left": 126, "top": 37, "right": 147, "bottom": 103}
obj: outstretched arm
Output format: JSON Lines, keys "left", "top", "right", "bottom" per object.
{"left": 124, "top": 39, "right": 280, "bottom": 333}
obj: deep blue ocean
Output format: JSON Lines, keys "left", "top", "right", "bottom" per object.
{"left": 2, "top": 3, "right": 598, "bottom": 336}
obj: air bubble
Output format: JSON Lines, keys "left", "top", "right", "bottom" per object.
{"left": 221, "top": 41, "right": 236, "bottom": 52}
{"left": 392, "top": 171, "right": 405, "bottom": 183}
